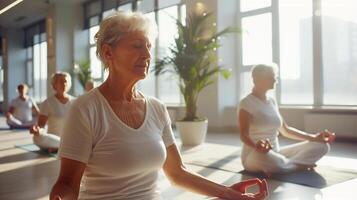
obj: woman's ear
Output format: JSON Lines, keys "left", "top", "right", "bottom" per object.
{"left": 102, "top": 44, "right": 114, "bottom": 63}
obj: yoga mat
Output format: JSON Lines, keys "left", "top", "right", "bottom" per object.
{"left": 182, "top": 143, "right": 357, "bottom": 188}
{"left": 239, "top": 166, "right": 357, "bottom": 188}
{"left": 15, "top": 144, "right": 57, "bottom": 157}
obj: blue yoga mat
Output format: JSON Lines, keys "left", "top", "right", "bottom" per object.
{"left": 15, "top": 144, "right": 57, "bottom": 157}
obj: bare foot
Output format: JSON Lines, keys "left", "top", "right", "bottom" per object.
{"left": 263, "top": 171, "right": 272, "bottom": 178}
{"left": 296, "top": 163, "right": 317, "bottom": 171}
{"left": 47, "top": 148, "right": 58, "bottom": 154}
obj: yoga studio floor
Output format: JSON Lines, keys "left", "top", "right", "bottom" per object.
{"left": 1, "top": 118, "right": 357, "bottom": 199}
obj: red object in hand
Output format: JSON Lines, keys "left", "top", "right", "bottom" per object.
{"left": 231, "top": 178, "right": 268, "bottom": 194}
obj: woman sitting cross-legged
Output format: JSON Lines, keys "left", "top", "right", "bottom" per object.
{"left": 238, "top": 64, "right": 335, "bottom": 175}
{"left": 29, "top": 72, "right": 75, "bottom": 152}
{"left": 6, "top": 83, "right": 39, "bottom": 129}
{"left": 50, "top": 12, "right": 268, "bottom": 200}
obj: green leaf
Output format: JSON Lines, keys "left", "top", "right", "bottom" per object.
{"left": 154, "top": 11, "right": 239, "bottom": 121}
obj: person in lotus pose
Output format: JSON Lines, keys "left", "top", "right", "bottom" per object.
{"left": 29, "top": 72, "right": 75, "bottom": 152}
{"left": 6, "top": 84, "right": 39, "bottom": 129}
{"left": 238, "top": 64, "right": 335, "bottom": 175}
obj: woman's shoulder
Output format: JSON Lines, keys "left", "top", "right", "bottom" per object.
{"left": 143, "top": 94, "right": 165, "bottom": 107}
{"left": 43, "top": 95, "right": 56, "bottom": 104}
{"left": 70, "top": 88, "right": 101, "bottom": 109}
{"left": 239, "top": 94, "right": 254, "bottom": 104}
{"left": 142, "top": 94, "right": 168, "bottom": 116}
{"left": 267, "top": 96, "right": 278, "bottom": 106}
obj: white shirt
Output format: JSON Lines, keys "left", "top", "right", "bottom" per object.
{"left": 10, "top": 96, "right": 36, "bottom": 122}
{"left": 238, "top": 94, "right": 283, "bottom": 154}
{"left": 40, "top": 95, "right": 75, "bottom": 136}
{"left": 59, "top": 88, "right": 175, "bottom": 200}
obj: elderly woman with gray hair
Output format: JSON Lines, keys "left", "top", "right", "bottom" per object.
{"left": 29, "top": 72, "right": 75, "bottom": 152}
{"left": 238, "top": 64, "right": 336, "bottom": 176}
{"left": 50, "top": 12, "right": 268, "bottom": 200}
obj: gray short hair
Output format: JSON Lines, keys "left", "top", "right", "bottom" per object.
{"left": 51, "top": 72, "right": 72, "bottom": 91}
{"left": 95, "top": 11, "right": 157, "bottom": 69}
{"left": 251, "top": 63, "right": 278, "bottom": 78}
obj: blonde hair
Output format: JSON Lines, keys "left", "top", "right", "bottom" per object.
{"left": 95, "top": 11, "right": 157, "bottom": 69}
{"left": 51, "top": 72, "right": 72, "bottom": 92}
{"left": 251, "top": 63, "right": 278, "bottom": 79}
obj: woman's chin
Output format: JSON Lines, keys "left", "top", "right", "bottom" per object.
{"left": 133, "top": 69, "right": 148, "bottom": 79}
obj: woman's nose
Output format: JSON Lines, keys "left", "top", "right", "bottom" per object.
{"left": 143, "top": 46, "right": 151, "bottom": 59}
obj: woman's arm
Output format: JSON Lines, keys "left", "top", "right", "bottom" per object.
{"left": 32, "top": 101, "right": 40, "bottom": 116}
{"left": 5, "top": 106, "right": 15, "bottom": 119}
{"left": 279, "top": 122, "right": 335, "bottom": 143}
{"left": 37, "top": 114, "right": 48, "bottom": 128}
{"left": 239, "top": 109, "right": 272, "bottom": 153}
{"left": 50, "top": 158, "right": 86, "bottom": 200}
{"left": 30, "top": 114, "right": 48, "bottom": 134}
{"left": 163, "top": 144, "right": 268, "bottom": 200}
{"left": 238, "top": 109, "right": 256, "bottom": 148}
{"left": 279, "top": 122, "right": 316, "bottom": 141}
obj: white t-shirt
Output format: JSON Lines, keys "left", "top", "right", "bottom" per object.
{"left": 59, "top": 88, "right": 175, "bottom": 200}
{"left": 40, "top": 95, "right": 75, "bottom": 136}
{"left": 238, "top": 94, "right": 283, "bottom": 153}
{"left": 10, "top": 97, "right": 36, "bottom": 122}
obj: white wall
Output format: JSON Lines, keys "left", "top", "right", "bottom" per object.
{"left": 2, "top": 29, "right": 26, "bottom": 111}
{"left": 47, "top": 1, "right": 89, "bottom": 96}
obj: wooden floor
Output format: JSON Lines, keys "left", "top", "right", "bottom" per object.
{"left": 1, "top": 124, "right": 357, "bottom": 200}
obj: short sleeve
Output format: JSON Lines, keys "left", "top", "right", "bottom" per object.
{"left": 161, "top": 106, "right": 175, "bottom": 147}
{"left": 58, "top": 102, "right": 93, "bottom": 164}
{"left": 39, "top": 99, "right": 50, "bottom": 116}
{"left": 9, "top": 99, "right": 16, "bottom": 107}
{"left": 238, "top": 97, "right": 255, "bottom": 115}
{"left": 270, "top": 97, "right": 278, "bottom": 106}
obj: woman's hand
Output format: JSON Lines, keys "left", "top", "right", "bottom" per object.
{"left": 312, "top": 130, "right": 336, "bottom": 143}
{"left": 255, "top": 139, "right": 272, "bottom": 153}
{"left": 29, "top": 125, "right": 40, "bottom": 135}
{"left": 53, "top": 195, "right": 62, "bottom": 200}
{"left": 224, "top": 178, "right": 268, "bottom": 200}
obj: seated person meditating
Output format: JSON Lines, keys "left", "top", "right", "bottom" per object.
{"left": 50, "top": 12, "right": 268, "bottom": 200}
{"left": 6, "top": 84, "right": 39, "bottom": 129}
{"left": 29, "top": 72, "right": 75, "bottom": 152}
{"left": 238, "top": 64, "right": 335, "bottom": 175}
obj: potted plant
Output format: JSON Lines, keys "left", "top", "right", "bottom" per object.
{"left": 74, "top": 60, "right": 92, "bottom": 92}
{"left": 153, "top": 12, "right": 238, "bottom": 146}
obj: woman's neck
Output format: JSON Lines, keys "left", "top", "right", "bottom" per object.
{"left": 251, "top": 87, "right": 268, "bottom": 101}
{"left": 55, "top": 92, "right": 68, "bottom": 100}
{"left": 55, "top": 92, "right": 69, "bottom": 104}
{"left": 19, "top": 94, "right": 28, "bottom": 100}
{"left": 100, "top": 75, "right": 138, "bottom": 102}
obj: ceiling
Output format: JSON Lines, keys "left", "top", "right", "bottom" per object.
{"left": 0, "top": 0, "right": 87, "bottom": 29}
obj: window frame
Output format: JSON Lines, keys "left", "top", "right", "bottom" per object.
{"left": 237, "top": 0, "right": 356, "bottom": 108}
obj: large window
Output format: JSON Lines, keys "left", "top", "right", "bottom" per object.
{"left": 241, "top": 13, "right": 272, "bottom": 66}
{"left": 85, "top": 0, "right": 185, "bottom": 105}
{"left": 238, "top": 0, "right": 357, "bottom": 107}
{"left": 0, "top": 36, "right": 3, "bottom": 102}
{"left": 24, "top": 21, "right": 47, "bottom": 102}
{"left": 239, "top": 0, "right": 276, "bottom": 99}
{"left": 279, "top": 0, "right": 313, "bottom": 105}
{"left": 156, "top": 5, "right": 181, "bottom": 104}
{"left": 0, "top": 54, "right": 3, "bottom": 102}
{"left": 321, "top": 0, "right": 357, "bottom": 105}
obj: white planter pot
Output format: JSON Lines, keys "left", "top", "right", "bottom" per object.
{"left": 176, "top": 119, "right": 208, "bottom": 146}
